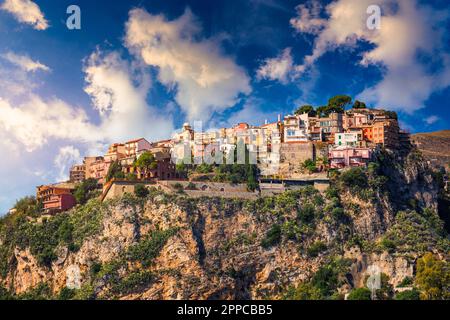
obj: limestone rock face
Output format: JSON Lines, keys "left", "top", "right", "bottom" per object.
{"left": 0, "top": 149, "right": 444, "bottom": 300}
{"left": 345, "top": 247, "right": 415, "bottom": 288}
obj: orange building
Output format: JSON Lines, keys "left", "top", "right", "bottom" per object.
{"left": 36, "top": 184, "right": 76, "bottom": 214}
{"left": 372, "top": 119, "right": 399, "bottom": 148}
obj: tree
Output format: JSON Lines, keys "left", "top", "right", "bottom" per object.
{"left": 328, "top": 95, "right": 352, "bottom": 109}
{"left": 13, "top": 196, "right": 42, "bottom": 216}
{"left": 352, "top": 100, "right": 367, "bottom": 109}
{"left": 105, "top": 160, "right": 125, "bottom": 182}
{"left": 74, "top": 178, "right": 99, "bottom": 205}
{"left": 316, "top": 106, "right": 329, "bottom": 118}
{"left": 135, "top": 152, "right": 158, "bottom": 178}
{"left": 134, "top": 184, "right": 149, "bottom": 198}
{"left": 246, "top": 164, "right": 259, "bottom": 191}
{"left": 294, "top": 105, "right": 316, "bottom": 116}
{"left": 384, "top": 110, "right": 398, "bottom": 120}
{"left": 347, "top": 288, "right": 372, "bottom": 300}
{"left": 416, "top": 253, "right": 450, "bottom": 300}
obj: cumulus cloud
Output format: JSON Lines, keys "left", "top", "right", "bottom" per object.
{"left": 1, "top": 51, "right": 50, "bottom": 72}
{"left": 290, "top": 0, "right": 450, "bottom": 112}
{"left": 54, "top": 146, "right": 82, "bottom": 181}
{"left": 0, "top": 95, "right": 98, "bottom": 152}
{"left": 125, "top": 8, "right": 251, "bottom": 121}
{"left": 1, "top": 0, "right": 49, "bottom": 30}
{"left": 257, "top": 48, "right": 296, "bottom": 84}
{"left": 83, "top": 49, "right": 174, "bottom": 142}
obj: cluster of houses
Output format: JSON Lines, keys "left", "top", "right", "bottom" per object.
{"left": 36, "top": 107, "right": 407, "bottom": 214}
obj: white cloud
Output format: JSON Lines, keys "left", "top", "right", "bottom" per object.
{"left": 124, "top": 8, "right": 251, "bottom": 121}
{"left": 424, "top": 115, "right": 439, "bottom": 125}
{"left": 0, "top": 95, "right": 98, "bottom": 152}
{"left": 291, "top": 0, "right": 450, "bottom": 113}
{"left": 1, "top": 51, "right": 50, "bottom": 72}
{"left": 83, "top": 49, "right": 175, "bottom": 142}
{"left": 257, "top": 48, "right": 295, "bottom": 84}
{"left": 54, "top": 146, "right": 82, "bottom": 181}
{"left": 290, "top": 0, "right": 326, "bottom": 35}
{"left": 1, "top": 0, "right": 49, "bottom": 30}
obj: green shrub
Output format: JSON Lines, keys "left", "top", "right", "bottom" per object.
{"left": 17, "top": 283, "right": 52, "bottom": 300}
{"left": 127, "top": 228, "right": 178, "bottom": 267}
{"left": 58, "top": 287, "right": 76, "bottom": 300}
{"left": 261, "top": 224, "right": 282, "bottom": 248}
{"left": 311, "top": 258, "right": 351, "bottom": 298}
{"left": 185, "top": 182, "right": 197, "bottom": 190}
{"left": 297, "top": 204, "right": 315, "bottom": 224}
{"left": 347, "top": 288, "right": 371, "bottom": 300}
{"left": 173, "top": 183, "right": 184, "bottom": 191}
{"left": 380, "top": 237, "right": 396, "bottom": 253}
{"left": 397, "top": 276, "right": 413, "bottom": 288}
{"left": 416, "top": 252, "right": 450, "bottom": 300}
{"left": 395, "top": 289, "right": 420, "bottom": 300}
{"left": 339, "top": 167, "right": 368, "bottom": 193}
{"left": 0, "top": 286, "right": 13, "bottom": 300}
{"left": 74, "top": 178, "right": 99, "bottom": 205}
{"left": 134, "top": 184, "right": 149, "bottom": 198}
{"left": 307, "top": 241, "right": 327, "bottom": 258}
{"left": 111, "top": 271, "right": 153, "bottom": 295}
{"left": 283, "top": 282, "right": 323, "bottom": 300}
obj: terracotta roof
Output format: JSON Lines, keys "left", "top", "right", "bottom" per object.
{"left": 125, "top": 138, "right": 147, "bottom": 144}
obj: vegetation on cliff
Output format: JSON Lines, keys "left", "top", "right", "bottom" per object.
{"left": 0, "top": 147, "right": 449, "bottom": 300}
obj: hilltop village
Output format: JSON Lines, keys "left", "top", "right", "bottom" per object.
{"left": 35, "top": 96, "right": 410, "bottom": 214}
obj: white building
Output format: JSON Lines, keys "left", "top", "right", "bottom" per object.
{"left": 335, "top": 132, "right": 360, "bottom": 147}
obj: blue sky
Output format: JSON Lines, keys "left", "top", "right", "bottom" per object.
{"left": 0, "top": 0, "right": 449, "bottom": 213}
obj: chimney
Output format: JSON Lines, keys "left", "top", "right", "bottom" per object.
{"left": 265, "top": 119, "right": 268, "bottom": 125}
{"left": 278, "top": 114, "right": 281, "bottom": 122}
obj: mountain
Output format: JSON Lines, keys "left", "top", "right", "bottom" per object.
{"left": 412, "top": 130, "right": 450, "bottom": 171}
{"left": 0, "top": 146, "right": 449, "bottom": 300}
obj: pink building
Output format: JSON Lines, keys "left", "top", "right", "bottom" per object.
{"left": 124, "top": 138, "right": 152, "bottom": 158}
{"left": 84, "top": 156, "right": 110, "bottom": 184}
{"left": 329, "top": 147, "right": 372, "bottom": 169}
{"left": 44, "top": 193, "right": 77, "bottom": 214}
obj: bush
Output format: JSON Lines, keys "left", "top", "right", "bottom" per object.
{"left": 302, "top": 159, "right": 317, "bottom": 173}
{"left": 185, "top": 182, "right": 197, "bottom": 190}
{"left": 307, "top": 241, "right": 327, "bottom": 258}
{"left": 416, "top": 252, "right": 450, "bottom": 300}
{"left": 74, "top": 178, "right": 99, "bottom": 205}
{"left": 347, "top": 288, "right": 371, "bottom": 300}
{"left": 395, "top": 289, "right": 420, "bottom": 300}
{"left": 339, "top": 167, "right": 368, "bottom": 190}
{"left": 173, "top": 183, "right": 184, "bottom": 191}
{"left": 134, "top": 184, "right": 149, "bottom": 198}
{"left": 17, "top": 283, "right": 52, "bottom": 300}
{"left": 397, "top": 276, "right": 413, "bottom": 288}
{"left": 58, "top": 287, "right": 76, "bottom": 300}
{"left": 261, "top": 224, "right": 282, "bottom": 248}
{"left": 297, "top": 204, "right": 315, "bottom": 224}
{"left": 127, "top": 228, "right": 178, "bottom": 267}
{"left": 111, "top": 271, "right": 153, "bottom": 295}
{"left": 283, "top": 282, "right": 323, "bottom": 300}
{"left": 13, "top": 196, "right": 42, "bottom": 217}
{"left": 311, "top": 258, "right": 350, "bottom": 298}
{"left": 0, "top": 286, "right": 13, "bottom": 300}
{"left": 380, "top": 237, "right": 396, "bottom": 253}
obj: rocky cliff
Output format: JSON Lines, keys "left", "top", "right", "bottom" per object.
{"left": 0, "top": 147, "right": 448, "bottom": 300}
